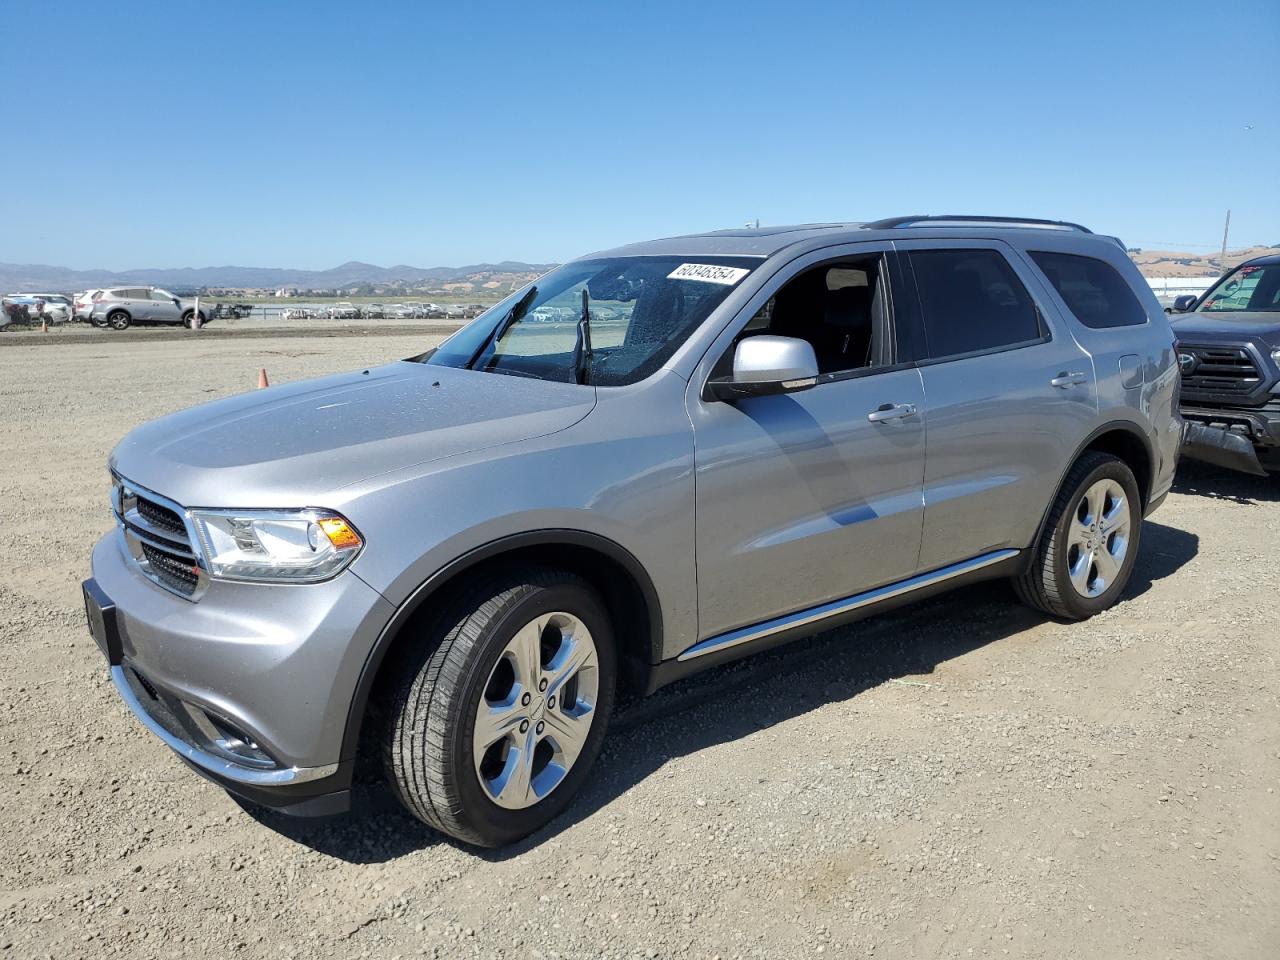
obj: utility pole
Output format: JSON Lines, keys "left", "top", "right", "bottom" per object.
{"left": 1218, "top": 209, "right": 1231, "bottom": 276}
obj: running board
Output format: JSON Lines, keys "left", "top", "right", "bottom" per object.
{"left": 677, "top": 549, "right": 1021, "bottom": 662}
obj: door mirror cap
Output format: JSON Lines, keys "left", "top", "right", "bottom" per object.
{"left": 1169, "top": 294, "right": 1197, "bottom": 313}
{"left": 706, "top": 335, "right": 820, "bottom": 401}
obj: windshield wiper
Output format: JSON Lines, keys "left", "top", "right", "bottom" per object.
{"left": 466, "top": 285, "right": 537, "bottom": 370}
{"left": 572, "top": 288, "right": 594, "bottom": 385}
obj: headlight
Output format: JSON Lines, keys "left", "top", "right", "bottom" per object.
{"left": 1272, "top": 348, "right": 1280, "bottom": 366}
{"left": 188, "top": 508, "right": 363, "bottom": 582}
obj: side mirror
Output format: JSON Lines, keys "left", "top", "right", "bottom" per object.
{"left": 705, "top": 335, "right": 819, "bottom": 401}
{"left": 1169, "top": 294, "right": 1197, "bottom": 313}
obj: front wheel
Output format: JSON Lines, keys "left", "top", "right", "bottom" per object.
{"left": 1015, "top": 452, "right": 1142, "bottom": 620}
{"left": 383, "top": 566, "right": 616, "bottom": 847}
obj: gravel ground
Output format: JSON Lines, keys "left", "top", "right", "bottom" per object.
{"left": 1, "top": 333, "right": 1277, "bottom": 960}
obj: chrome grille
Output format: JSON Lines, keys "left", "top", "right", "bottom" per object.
{"left": 139, "top": 542, "right": 201, "bottom": 596}
{"left": 112, "top": 475, "right": 208, "bottom": 601}
{"left": 136, "top": 497, "right": 185, "bottom": 535}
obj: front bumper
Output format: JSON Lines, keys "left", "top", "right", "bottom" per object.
{"left": 1180, "top": 420, "right": 1268, "bottom": 476}
{"left": 1180, "top": 400, "right": 1280, "bottom": 448}
{"left": 87, "top": 530, "right": 396, "bottom": 814}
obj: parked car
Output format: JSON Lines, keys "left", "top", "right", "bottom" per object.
{"left": 3, "top": 293, "right": 72, "bottom": 324}
{"left": 363, "top": 303, "right": 386, "bottom": 319}
{"left": 326, "top": 301, "right": 360, "bottom": 319}
{"left": 1169, "top": 253, "right": 1280, "bottom": 474}
{"left": 74, "top": 290, "right": 102, "bottom": 322}
{"left": 87, "top": 216, "right": 1194, "bottom": 846}
{"left": 89, "top": 287, "right": 212, "bottom": 330}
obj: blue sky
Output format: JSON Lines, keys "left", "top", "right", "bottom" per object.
{"left": 2, "top": 0, "right": 1277, "bottom": 270}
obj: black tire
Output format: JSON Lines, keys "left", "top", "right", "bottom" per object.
{"left": 1014, "top": 452, "right": 1143, "bottom": 620}
{"left": 383, "top": 565, "right": 617, "bottom": 847}
{"left": 107, "top": 310, "right": 130, "bottom": 331}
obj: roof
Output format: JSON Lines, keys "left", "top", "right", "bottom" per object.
{"left": 1242, "top": 252, "right": 1280, "bottom": 267}
{"left": 587, "top": 215, "right": 1109, "bottom": 260}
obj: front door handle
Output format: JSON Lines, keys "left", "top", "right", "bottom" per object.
{"left": 1050, "top": 371, "right": 1088, "bottom": 388}
{"left": 867, "top": 402, "right": 918, "bottom": 423}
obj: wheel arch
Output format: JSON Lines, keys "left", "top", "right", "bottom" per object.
{"left": 1032, "top": 420, "right": 1154, "bottom": 550}
{"left": 340, "top": 529, "right": 663, "bottom": 762}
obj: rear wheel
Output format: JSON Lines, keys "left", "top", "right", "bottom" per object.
{"left": 1015, "top": 452, "right": 1142, "bottom": 620}
{"left": 106, "top": 310, "right": 130, "bottom": 330}
{"left": 383, "top": 565, "right": 616, "bottom": 847}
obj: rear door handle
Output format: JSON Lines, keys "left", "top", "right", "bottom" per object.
{"left": 1050, "top": 372, "right": 1088, "bottom": 388}
{"left": 866, "top": 402, "right": 918, "bottom": 423}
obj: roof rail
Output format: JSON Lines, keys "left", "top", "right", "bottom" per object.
{"left": 867, "top": 215, "right": 1093, "bottom": 234}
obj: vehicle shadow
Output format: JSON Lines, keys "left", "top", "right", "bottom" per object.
{"left": 249, "top": 521, "right": 1198, "bottom": 864}
{"left": 1173, "top": 460, "right": 1279, "bottom": 504}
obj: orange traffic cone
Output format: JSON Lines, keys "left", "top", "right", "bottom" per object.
{"left": 257, "top": 368, "right": 270, "bottom": 389}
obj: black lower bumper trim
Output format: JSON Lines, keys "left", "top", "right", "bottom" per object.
{"left": 1181, "top": 421, "right": 1267, "bottom": 476}
{"left": 184, "top": 759, "right": 353, "bottom": 817}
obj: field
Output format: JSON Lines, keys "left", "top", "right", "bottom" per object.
{"left": 1, "top": 330, "right": 1277, "bottom": 959}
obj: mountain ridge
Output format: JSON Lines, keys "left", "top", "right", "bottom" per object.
{"left": 0, "top": 259, "right": 557, "bottom": 291}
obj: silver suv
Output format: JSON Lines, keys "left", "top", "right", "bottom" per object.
{"left": 84, "top": 217, "right": 1182, "bottom": 846}
{"left": 91, "top": 287, "right": 211, "bottom": 329}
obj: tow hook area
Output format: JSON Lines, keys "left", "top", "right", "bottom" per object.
{"left": 1181, "top": 422, "right": 1267, "bottom": 476}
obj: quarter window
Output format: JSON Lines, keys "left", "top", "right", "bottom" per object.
{"left": 908, "top": 249, "right": 1043, "bottom": 360}
{"left": 1029, "top": 251, "right": 1147, "bottom": 328}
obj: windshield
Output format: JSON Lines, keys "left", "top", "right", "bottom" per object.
{"left": 1198, "top": 262, "right": 1280, "bottom": 313}
{"left": 421, "top": 256, "right": 760, "bottom": 386}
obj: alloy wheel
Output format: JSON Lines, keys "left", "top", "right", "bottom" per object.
{"left": 1066, "top": 478, "right": 1131, "bottom": 598}
{"left": 472, "top": 612, "right": 599, "bottom": 810}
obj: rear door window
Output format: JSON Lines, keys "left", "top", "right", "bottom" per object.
{"left": 1029, "top": 251, "right": 1147, "bottom": 328}
{"left": 908, "top": 249, "right": 1043, "bottom": 360}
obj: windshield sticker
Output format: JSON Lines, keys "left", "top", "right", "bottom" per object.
{"left": 667, "top": 263, "right": 750, "bottom": 285}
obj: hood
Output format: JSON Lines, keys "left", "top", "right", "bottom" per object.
{"left": 111, "top": 361, "right": 595, "bottom": 507}
{"left": 1171, "top": 311, "right": 1280, "bottom": 345}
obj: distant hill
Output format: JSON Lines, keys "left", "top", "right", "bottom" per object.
{"left": 0, "top": 260, "right": 557, "bottom": 293}
{"left": 7, "top": 243, "right": 1279, "bottom": 294}
{"left": 1129, "top": 244, "right": 1279, "bottom": 278}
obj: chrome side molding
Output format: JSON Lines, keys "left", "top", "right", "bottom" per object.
{"left": 677, "top": 549, "right": 1020, "bottom": 662}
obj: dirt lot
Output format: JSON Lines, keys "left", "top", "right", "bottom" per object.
{"left": 1, "top": 332, "right": 1277, "bottom": 959}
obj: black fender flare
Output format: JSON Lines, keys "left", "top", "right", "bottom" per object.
{"left": 338, "top": 528, "right": 663, "bottom": 762}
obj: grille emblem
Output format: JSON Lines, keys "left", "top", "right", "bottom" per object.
{"left": 1178, "top": 352, "right": 1197, "bottom": 374}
